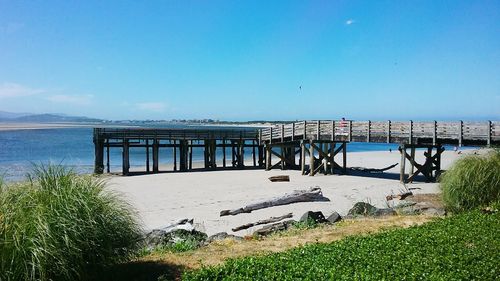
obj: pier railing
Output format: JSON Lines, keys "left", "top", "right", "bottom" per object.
{"left": 260, "top": 120, "right": 499, "bottom": 146}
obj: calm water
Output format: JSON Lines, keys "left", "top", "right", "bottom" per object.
{"left": 0, "top": 126, "right": 405, "bottom": 182}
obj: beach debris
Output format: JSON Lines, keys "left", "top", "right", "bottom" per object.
{"left": 386, "top": 191, "right": 413, "bottom": 201}
{"left": 254, "top": 220, "right": 296, "bottom": 236}
{"left": 232, "top": 213, "right": 293, "bottom": 232}
{"left": 326, "top": 211, "right": 342, "bottom": 223}
{"left": 268, "top": 175, "right": 290, "bottom": 182}
{"left": 349, "top": 163, "right": 398, "bottom": 173}
{"left": 157, "top": 218, "right": 195, "bottom": 232}
{"left": 299, "top": 211, "right": 328, "bottom": 224}
{"left": 346, "top": 202, "right": 397, "bottom": 218}
{"left": 220, "top": 187, "right": 330, "bottom": 216}
{"left": 206, "top": 232, "right": 243, "bottom": 244}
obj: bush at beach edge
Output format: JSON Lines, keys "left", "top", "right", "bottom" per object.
{"left": 0, "top": 165, "right": 142, "bottom": 281}
{"left": 440, "top": 149, "right": 500, "bottom": 212}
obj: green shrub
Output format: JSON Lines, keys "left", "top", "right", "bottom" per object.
{"left": 0, "top": 165, "right": 142, "bottom": 281}
{"left": 440, "top": 150, "right": 500, "bottom": 212}
{"left": 183, "top": 211, "right": 500, "bottom": 280}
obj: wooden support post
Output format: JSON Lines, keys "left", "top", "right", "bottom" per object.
{"left": 300, "top": 141, "right": 306, "bottom": 175}
{"left": 106, "top": 139, "right": 110, "bottom": 173}
{"left": 231, "top": 141, "right": 236, "bottom": 167}
{"left": 222, "top": 139, "right": 226, "bottom": 168}
{"left": 458, "top": 120, "right": 463, "bottom": 147}
{"left": 387, "top": 120, "right": 391, "bottom": 143}
{"left": 265, "top": 144, "right": 271, "bottom": 170}
{"left": 211, "top": 140, "right": 217, "bottom": 168}
{"left": 173, "top": 140, "right": 177, "bottom": 171}
{"left": 309, "top": 141, "right": 315, "bottom": 176}
{"left": 399, "top": 145, "right": 406, "bottom": 183}
{"left": 433, "top": 121, "right": 437, "bottom": 145}
{"left": 409, "top": 120, "right": 413, "bottom": 144}
{"left": 179, "top": 140, "right": 188, "bottom": 171}
{"left": 145, "top": 139, "right": 150, "bottom": 172}
{"left": 153, "top": 139, "right": 159, "bottom": 172}
{"left": 269, "top": 127, "right": 273, "bottom": 144}
{"left": 188, "top": 140, "right": 193, "bottom": 170}
{"left": 303, "top": 121, "right": 307, "bottom": 139}
{"left": 291, "top": 123, "right": 295, "bottom": 141}
{"left": 280, "top": 144, "right": 285, "bottom": 170}
{"left": 238, "top": 140, "right": 244, "bottom": 168}
{"left": 435, "top": 145, "right": 442, "bottom": 178}
{"left": 316, "top": 120, "right": 321, "bottom": 140}
{"left": 487, "top": 120, "right": 492, "bottom": 147}
{"left": 258, "top": 144, "right": 264, "bottom": 167}
{"left": 348, "top": 120, "right": 353, "bottom": 142}
{"left": 367, "top": 120, "right": 371, "bottom": 143}
{"left": 281, "top": 124, "right": 284, "bottom": 142}
{"left": 252, "top": 140, "right": 257, "bottom": 167}
{"left": 331, "top": 120, "right": 335, "bottom": 141}
{"left": 93, "top": 131, "right": 105, "bottom": 174}
{"left": 342, "top": 142, "right": 347, "bottom": 174}
{"left": 123, "top": 139, "right": 130, "bottom": 175}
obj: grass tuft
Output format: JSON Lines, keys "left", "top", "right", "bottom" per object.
{"left": 440, "top": 150, "right": 500, "bottom": 212}
{"left": 0, "top": 164, "right": 142, "bottom": 281}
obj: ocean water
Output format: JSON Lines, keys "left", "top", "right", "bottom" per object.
{"left": 1, "top": 126, "right": 411, "bottom": 182}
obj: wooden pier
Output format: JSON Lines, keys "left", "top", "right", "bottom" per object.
{"left": 93, "top": 120, "right": 499, "bottom": 183}
{"left": 93, "top": 128, "right": 262, "bottom": 175}
{"left": 259, "top": 120, "right": 499, "bottom": 182}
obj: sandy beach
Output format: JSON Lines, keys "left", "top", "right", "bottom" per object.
{"left": 106, "top": 149, "right": 477, "bottom": 237}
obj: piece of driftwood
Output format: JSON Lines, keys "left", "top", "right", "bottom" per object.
{"left": 254, "top": 220, "right": 296, "bottom": 236}
{"left": 269, "top": 175, "right": 290, "bottom": 182}
{"left": 386, "top": 191, "right": 413, "bottom": 201}
{"left": 232, "top": 213, "right": 293, "bottom": 232}
{"left": 220, "top": 187, "right": 329, "bottom": 216}
{"left": 349, "top": 163, "right": 398, "bottom": 173}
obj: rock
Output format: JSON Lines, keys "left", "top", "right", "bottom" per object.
{"left": 395, "top": 201, "right": 446, "bottom": 216}
{"left": 326, "top": 211, "right": 342, "bottom": 223}
{"left": 254, "top": 220, "right": 296, "bottom": 236}
{"left": 374, "top": 208, "right": 397, "bottom": 216}
{"left": 300, "top": 211, "right": 328, "bottom": 224}
{"left": 207, "top": 232, "right": 243, "bottom": 243}
{"left": 347, "top": 202, "right": 378, "bottom": 216}
{"left": 348, "top": 202, "right": 396, "bottom": 217}
{"left": 143, "top": 228, "right": 208, "bottom": 250}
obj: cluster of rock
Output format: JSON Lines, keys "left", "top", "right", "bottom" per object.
{"left": 142, "top": 195, "right": 446, "bottom": 251}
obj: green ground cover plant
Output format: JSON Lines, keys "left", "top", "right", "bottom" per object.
{"left": 0, "top": 165, "right": 142, "bottom": 281}
{"left": 440, "top": 149, "right": 500, "bottom": 212}
{"left": 183, "top": 210, "right": 499, "bottom": 280}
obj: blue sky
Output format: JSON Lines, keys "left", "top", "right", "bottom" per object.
{"left": 0, "top": 0, "right": 499, "bottom": 121}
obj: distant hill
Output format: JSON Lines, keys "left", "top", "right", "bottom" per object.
{"left": 0, "top": 111, "right": 103, "bottom": 123}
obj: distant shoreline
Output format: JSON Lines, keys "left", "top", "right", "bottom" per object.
{"left": 0, "top": 122, "right": 271, "bottom": 131}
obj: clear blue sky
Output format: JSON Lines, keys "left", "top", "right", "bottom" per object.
{"left": 0, "top": 0, "right": 499, "bottom": 121}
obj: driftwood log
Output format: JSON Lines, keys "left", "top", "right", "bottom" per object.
{"left": 232, "top": 213, "right": 293, "bottom": 232}
{"left": 349, "top": 163, "right": 398, "bottom": 173}
{"left": 220, "top": 187, "right": 329, "bottom": 216}
{"left": 269, "top": 175, "right": 290, "bottom": 182}
{"left": 386, "top": 191, "right": 413, "bottom": 201}
{"left": 254, "top": 220, "right": 296, "bottom": 236}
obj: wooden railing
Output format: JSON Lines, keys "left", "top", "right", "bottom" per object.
{"left": 260, "top": 120, "right": 499, "bottom": 146}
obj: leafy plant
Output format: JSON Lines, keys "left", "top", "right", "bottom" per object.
{"left": 440, "top": 149, "right": 500, "bottom": 212}
{"left": 183, "top": 211, "right": 500, "bottom": 280}
{"left": 0, "top": 165, "right": 142, "bottom": 281}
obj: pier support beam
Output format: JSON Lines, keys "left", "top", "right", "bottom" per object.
{"left": 152, "top": 139, "right": 159, "bottom": 172}
{"left": 179, "top": 140, "right": 189, "bottom": 171}
{"left": 93, "top": 130, "right": 105, "bottom": 174}
{"left": 122, "top": 139, "right": 130, "bottom": 176}
{"left": 399, "top": 144, "right": 444, "bottom": 183}
{"left": 307, "top": 141, "right": 347, "bottom": 176}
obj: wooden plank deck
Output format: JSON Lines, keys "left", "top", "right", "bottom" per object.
{"left": 260, "top": 120, "right": 499, "bottom": 146}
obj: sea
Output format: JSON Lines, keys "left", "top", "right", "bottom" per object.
{"left": 0, "top": 125, "right": 441, "bottom": 183}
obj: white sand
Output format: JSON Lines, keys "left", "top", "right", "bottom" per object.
{"left": 106, "top": 149, "right": 476, "bottom": 236}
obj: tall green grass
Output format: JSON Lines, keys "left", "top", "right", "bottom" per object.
{"left": 0, "top": 165, "right": 142, "bottom": 281}
{"left": 440, "top": 149, "right": 500, "bottom": 212}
